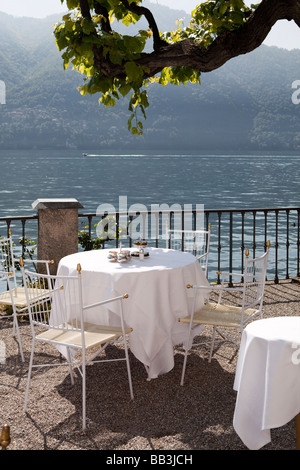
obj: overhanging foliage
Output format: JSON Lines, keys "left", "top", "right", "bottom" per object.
{"left": 54, "top": 0, "right": 300, "bottom": 134}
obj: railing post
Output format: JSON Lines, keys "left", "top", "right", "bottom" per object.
{"left": 298, "top": 210, "right": 300, "bottom": 277}
{"left": 275, "top": 210, "right": 279, "bottom": 284}
{"left": 217, "top": 211, "right": 222, "bottom": 284}
{"left": 229, "top": 211, "right": 233, "bottom": 287}
{"left": 241, "top": 211, "right": 245, "bottom": 275}
{"left": 32, "top": 198, "right": 84, "bottom": 274}
{"left": 286, "top": 209, "right": 290, "bottom": 280}
{"left": 252, "top": 210, "right": 257, "bottom": 259}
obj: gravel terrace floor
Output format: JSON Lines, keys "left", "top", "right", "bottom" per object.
{"left": 1, "top": 279, "right": 300, "bottom": 452}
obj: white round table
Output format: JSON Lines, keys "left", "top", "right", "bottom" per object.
{"left": 57, "top": 247, "right": 208, "bottom": 379}
{"left": 233, "top": 316, "right": 300, "bottom": 449}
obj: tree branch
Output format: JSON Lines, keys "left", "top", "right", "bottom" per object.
{"left": 119, "top": 0, "right": 168, "bottom": 50}
{"left": 94, "top": 3, "right": 112, "bottom": 33}
{"left": 79, "top": 0, "right": 92, "bottom": 20}
{"left": 91, "top": 0, "right": 300, "bottom": 79}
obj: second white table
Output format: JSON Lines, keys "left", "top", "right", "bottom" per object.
{"left": 233, "top": 316, "right": 300, "bottom": 449}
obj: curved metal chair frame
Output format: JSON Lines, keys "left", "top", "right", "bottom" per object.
{"left": 179, "top": 242, "right": 270, "bottom": 385}
{"left": 0, "top": 233, "right": 53, "bottom": 362}
{"left": 22, "top": 264, "right": 134, "bottom": 430}
{"left": 166, "top": 224, "right": 211, "bottom": 278}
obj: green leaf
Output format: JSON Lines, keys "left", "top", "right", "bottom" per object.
{"left": 124, "top": 61, "right": 143, "bottom": 82}
{"left": 66, "top": 0, "right": 79, "bottom": 10}
{"left": 100, "top": 93, "right": 116, "bottom": 107}
{"left": 109, "top": 48, "right": 124, "bottom": 65}
{"left": 122, "top": 12, "right": 137, "bottom": 27}
{"left": 119, "top": 83, "right": 132, "bottom": 97}
{"left": 219, "top": 3, "right": 228, "bottom": 15}
{"left": 128, "top": 114, "right": 134, "bottom": 131}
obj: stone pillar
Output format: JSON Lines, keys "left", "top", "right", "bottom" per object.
{"left": 32, "top": 198, "right": 84, "bottom": 274}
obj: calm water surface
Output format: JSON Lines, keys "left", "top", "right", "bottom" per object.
{"left": 0, "top": 149, "right": 299, "bottom": 215}
{"left": 0, "top": 149, "right": 299, "bottom": 278}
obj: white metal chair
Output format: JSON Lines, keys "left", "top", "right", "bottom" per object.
{"left": 179, "top": 242, "right": 270, "bottom": 385}
{"left": 166, "top": 225, "right": 211, "bottom": 278}
{"left": 0, "top": 233, "right": 53, "bottom": 361}
{"left": 22, "top": 264, "right": 134, "bottom": 430}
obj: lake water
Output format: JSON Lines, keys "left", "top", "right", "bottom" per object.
{"left": 0, "top": 149, "right": 299, "bottom": 279}
{"left": 0, "top": 149, "right": 299, "bottom": 214}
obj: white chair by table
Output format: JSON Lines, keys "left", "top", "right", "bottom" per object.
{"left": 0, "top": 234, "right": 53, "bottom": 361}
{"left": 166, "top": 224, "right": 211, "bottom": 278}
{"left": 179, "top": 242, "right": 270, "bottom": 385}
{"left": 22, "top": 264, "right": 134, "bottom": 430}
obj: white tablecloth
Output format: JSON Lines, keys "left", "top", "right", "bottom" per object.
{"left": 56, "top": 247, "right": 208, "bottom": 379}
{"left": 233, "top": 316, "right": 300, "bottom": 450}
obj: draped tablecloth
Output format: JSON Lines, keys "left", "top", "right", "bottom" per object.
{"left": 56, "top": 247, "right": 208, "bottom": 379}
{"left": 233, "top": 316, "right": 300, "bottom": 450}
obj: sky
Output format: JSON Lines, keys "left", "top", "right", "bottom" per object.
{"left": 0, "top": 0, "right": 299, "bottom": 50}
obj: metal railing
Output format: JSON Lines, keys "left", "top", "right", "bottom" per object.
{"left": 0, "top": 214, "right": 38, "bottom": 260}
{"left": 202, "top": 207, "right": 300, "bottom": 284}
{"left": 78, "top": 207, "right": 300, "bottom": 284}
{"left": 1, "top": 207, "right": 299, "bottom": 284}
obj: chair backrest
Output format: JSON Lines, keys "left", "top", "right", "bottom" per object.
{"left": 0, "top": 270, "right": 14, "bottom": 303}
{"left": 0, "top": 235, "right": 18, "bottom": 290}
{"left": 22, "top": 265, "right": 128, "bottom": 348}
{"left": 22, "top": 267, "right": 84, "bottom": 341}
{"left": 242, "top": 243, "right": 270, "bottom": 315}
{"left": 166, "top": 225, "right": 211, "bottom": 276}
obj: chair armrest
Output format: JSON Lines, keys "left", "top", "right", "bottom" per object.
{"left": 14, "top": 258, "right": 54, "bottom": 265}
{"left": 217, "top": 271, "right": 244, "bottom": 278}
{"left": 196, "top": 253, "right": 207, "bottom": 261}
{"left": 83, "top": 293, "right": 128, "bottom": 311}
{"left": 187, "top": 284, "right": 243, "bottom": 292}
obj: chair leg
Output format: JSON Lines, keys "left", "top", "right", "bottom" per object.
{"left": 24, "top": 339, "right": 35, "bottom": 411}
{"left": 180, "top": 348, "right": 189, "bottom": 386}
{"left": 66, "top": 347, "right": 74, "bottom": 385}
{"left": 82, "top": 352, "right": 86, "bottom": 431}
{"left": 180, "top": 322, "right": 194, "bottom": 385}
{"left": 209, "top": 326, "right": 216, "bottom": 363}
{"left": 123, "top": 339, "right": 134, "bottom": 399}
{"left": 12, "top": 315, "right": 24, "bottom": 362}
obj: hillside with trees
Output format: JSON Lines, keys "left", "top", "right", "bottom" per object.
{"left": 0, "top": 3, "right": 299, "bottom": 152}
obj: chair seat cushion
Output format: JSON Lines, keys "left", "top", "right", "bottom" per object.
{"left": 179, "top": 302, "right": 258, "bottom": 328}
{"left": 0, "top": 287, "right": 49, "bottom": 309}
{"left": 36, "top": 322, "right": 133, "bottom": 349}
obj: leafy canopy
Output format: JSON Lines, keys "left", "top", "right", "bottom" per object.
{"left": 53, "top": 1, "right": 259, "bottom": 134}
